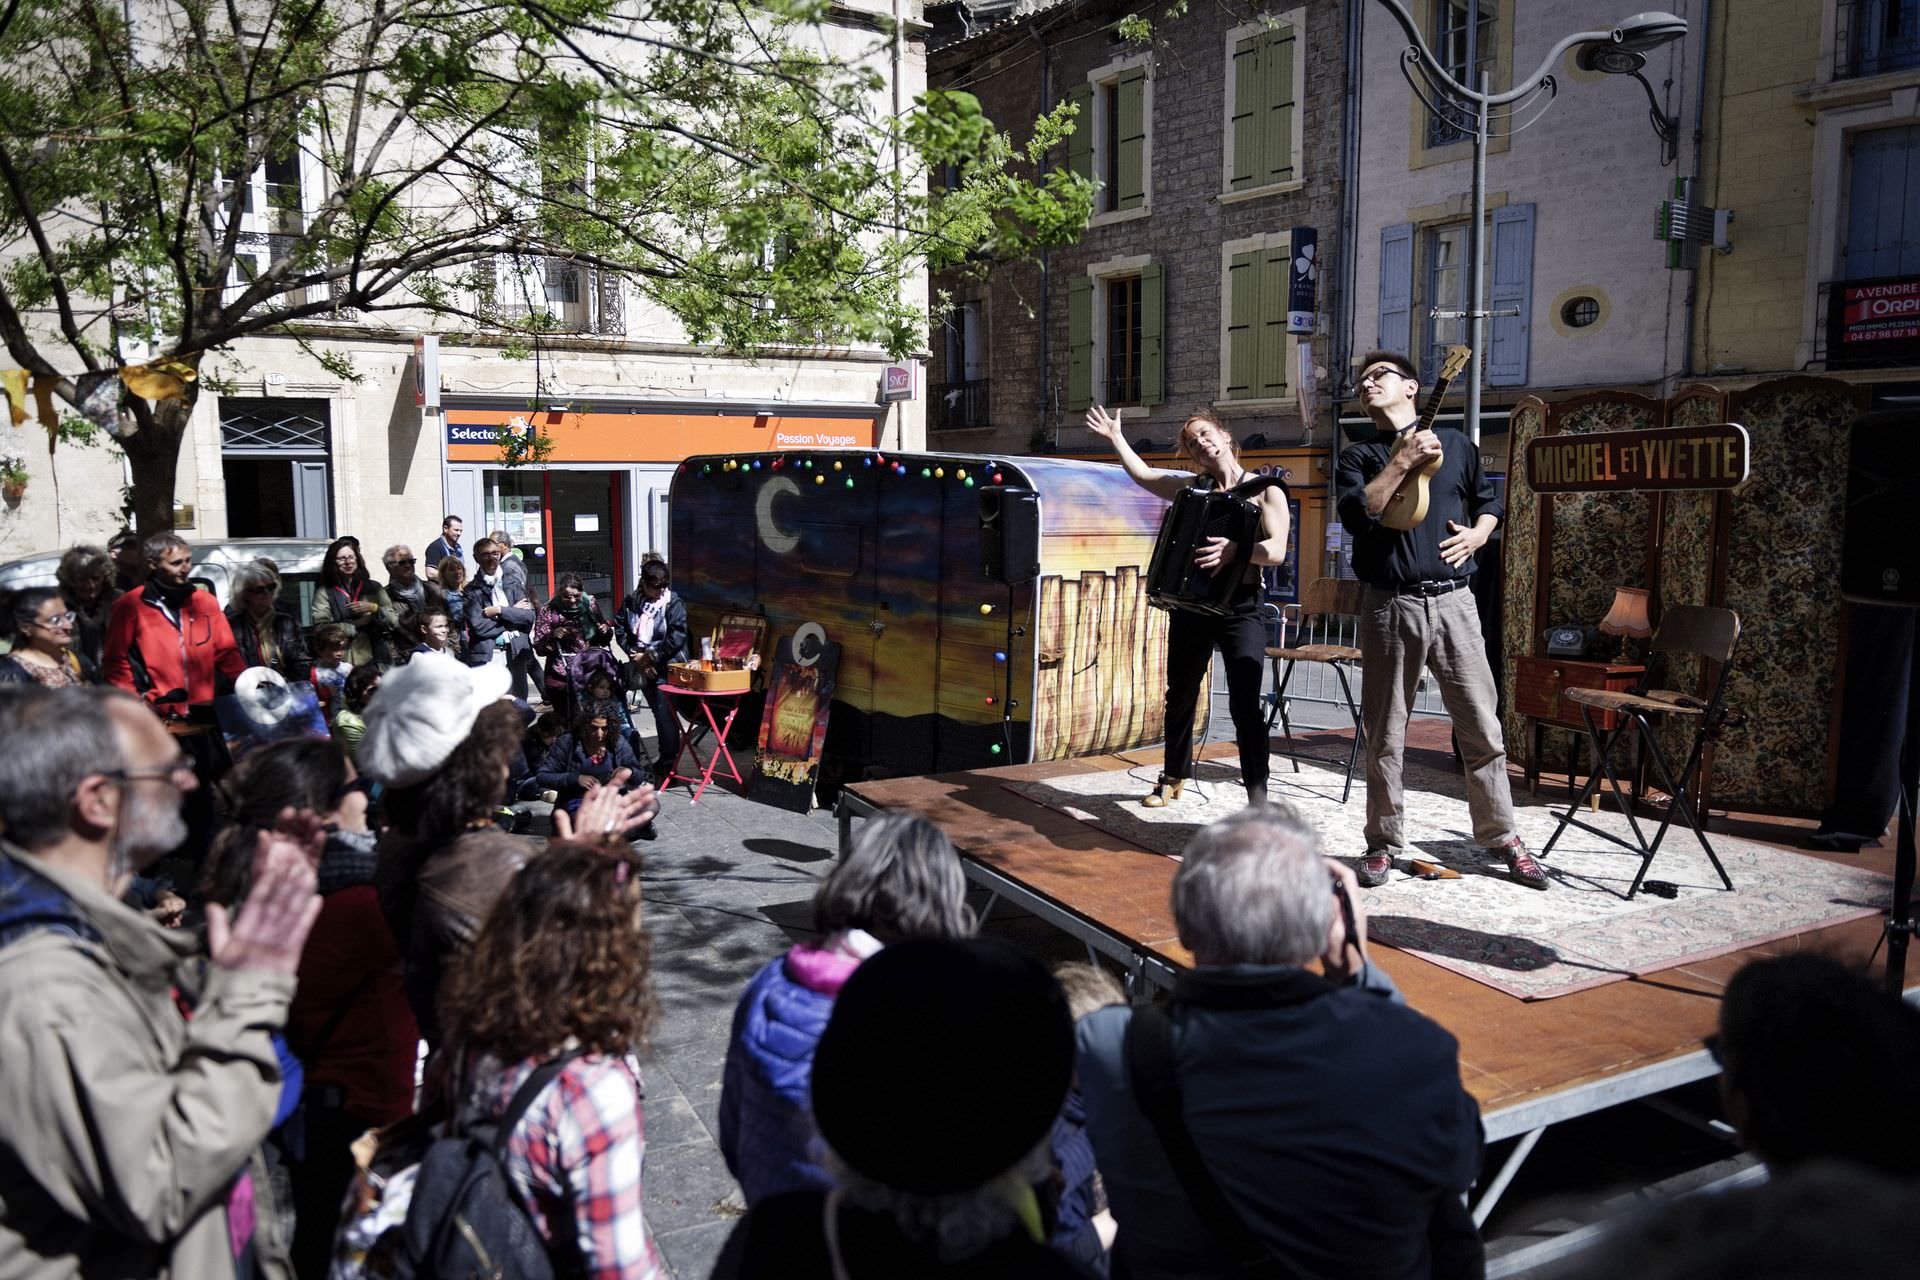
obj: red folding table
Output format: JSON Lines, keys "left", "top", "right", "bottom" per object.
{"left": 659, "top": 685, "right": 748, "bottom": 804}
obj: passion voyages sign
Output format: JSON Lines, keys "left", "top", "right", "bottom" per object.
{"left": 1526, "top": 423, "right": 1750, "bottom": 494}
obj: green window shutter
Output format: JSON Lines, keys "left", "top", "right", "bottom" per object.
{"left": 1264, "top": 29, "right": 1296, "bottom": 185}
{"left": 1067, "top": 275, "right": 1094, "bottom": 411}
{"left": 1065, "top": 83, "right": 1094, "bottom": 186}
{"left": 1140, "top": 263, "right": 1165, "bottom": 406}
{"left": 1226, "top": 251, "right": 1257, "bottom": 400}
{"left": 1114, "top": 68, "right": 1147, "bottom": 211}
{"left": 1230, "top": 36, "right": 1261, "bottom": 192}
{"left": 1258, "top": 244, "right": 1290, "bottom": 398}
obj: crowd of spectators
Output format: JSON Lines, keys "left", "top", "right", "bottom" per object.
{"left": 1, "top": 526, "right": 1917, "bottom": 1279}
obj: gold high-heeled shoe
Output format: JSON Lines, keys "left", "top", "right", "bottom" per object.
{"left": 1142, "top": 774, "right": 1185, "bottom": 808}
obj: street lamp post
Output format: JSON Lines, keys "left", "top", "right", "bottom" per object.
{"left": 1367, "top": 3, "right": 1688, "bottom": 446}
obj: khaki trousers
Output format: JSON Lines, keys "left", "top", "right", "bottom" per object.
{"left": 1359, "top": 584, "right": 1516, "bottom": 850}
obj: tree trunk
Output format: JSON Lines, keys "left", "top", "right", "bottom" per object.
{"left": 122, "top": 395, "right": 192, "bottom": 536}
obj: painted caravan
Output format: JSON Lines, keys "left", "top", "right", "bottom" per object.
{"left": 669, "top": 449, "right": 1174, "bottom": 788}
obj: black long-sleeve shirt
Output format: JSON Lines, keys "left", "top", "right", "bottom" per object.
{"left": 1334, "top": 429, "right": 1504, "bottom": 588}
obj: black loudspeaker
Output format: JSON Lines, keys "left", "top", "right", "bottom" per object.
{"left": 1843, "top": 411, "right": 1920, "bottom": 607}
{"left": 979, "top": 486, "right": 1040, "bottom": 584}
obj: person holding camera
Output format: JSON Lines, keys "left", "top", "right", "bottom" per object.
{"left": 1075, "top": 806, "right": 1484, "bottom": 1280}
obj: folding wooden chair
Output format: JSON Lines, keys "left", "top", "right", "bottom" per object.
{"left": 1539, "top": 605, "right": 1741, "bottom": 899}
{"left": 1265, "top": 577, "right": 1370, "bottom": 803}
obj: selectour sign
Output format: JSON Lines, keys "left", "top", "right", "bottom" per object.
{"left": 447, "top": 421, "right": 497, "bottom": 446}
{"left": 1526, "top": 423, "right": 1750, "bottom": 494}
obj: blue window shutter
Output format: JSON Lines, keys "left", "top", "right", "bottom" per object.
{"left": 1488, "top": 203, "right": 1535, "bottom": 387}
{"left": 1846, "top": 125, "right": 1920, "bottom": 277}
{"left": 1377, "top": 223, "right": 1414, "bottom": 356}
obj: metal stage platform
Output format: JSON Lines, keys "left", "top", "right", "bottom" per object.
{"left": 833, "top": 745, "right": 1902, "bottom": 1265}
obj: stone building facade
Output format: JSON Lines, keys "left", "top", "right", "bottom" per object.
{"left": 1697, "top": 0, "right": 1920, "bottom": 401}
{"left": 927, "top": 0, "right": 1349, "bottom": 458}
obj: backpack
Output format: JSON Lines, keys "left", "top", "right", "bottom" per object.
{"left": 353, "top": 1053, "right": 581, "bottom": 1280}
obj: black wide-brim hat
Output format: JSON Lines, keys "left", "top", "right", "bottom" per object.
{"left": 810, "top": 936, "right": 1073, "bottom": 1196}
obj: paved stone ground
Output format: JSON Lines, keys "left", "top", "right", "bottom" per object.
{"left": 611, "top": 681, "right": 1748, "bottom": 1279}
{"left": 619, "top": 760, "right": 1090, "bottom": 1277}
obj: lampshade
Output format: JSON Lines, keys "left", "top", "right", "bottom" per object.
{"left": 1597, "top": 586, "right": 1653, "bottom": 638}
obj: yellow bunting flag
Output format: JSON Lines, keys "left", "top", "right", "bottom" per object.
{"left": 120, "top": 358, "right": 197, "bottom": 402}
{"left": 0, "top": 370, "right": 26, "bottom": 425}
{"left": 31, "top": 375, "right": 58, "bottom": 441}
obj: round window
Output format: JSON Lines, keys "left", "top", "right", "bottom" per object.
{"left": 1561, "top": 296, "right": 1601, "bottom": 329}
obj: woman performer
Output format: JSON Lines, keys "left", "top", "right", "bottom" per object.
{"left": 1085, "top": 405, "right": 1290, "bottom": 809}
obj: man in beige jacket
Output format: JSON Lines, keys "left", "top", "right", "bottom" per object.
{"left": 0, "top": 686, "right": 322, "bottom": 1279}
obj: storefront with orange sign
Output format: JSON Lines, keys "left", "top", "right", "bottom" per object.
{"left": 441, "top": 398, "right": 883, "bottom": 608}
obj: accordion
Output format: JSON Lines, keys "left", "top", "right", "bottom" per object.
{"left": 1145, "top": 476, "right": 1286, "bottom": 615}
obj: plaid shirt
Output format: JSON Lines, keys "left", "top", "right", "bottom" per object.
{"left": 474, "top": 1054, "right": 664, "bottom": 1279}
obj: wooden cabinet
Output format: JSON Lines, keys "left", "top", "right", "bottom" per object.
{"left": 1516, "top": 657, "right": 1645, "bottom": 798}
{"left": 1515, "top": 657, "right": 1643, "bottom": 731}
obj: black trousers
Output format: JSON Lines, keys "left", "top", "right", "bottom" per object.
{"left": 1162, "top": 590, "right": 1269, "bottom": 789}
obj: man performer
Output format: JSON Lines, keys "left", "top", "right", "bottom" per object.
{"left": 1334, "top": 351, "right": 1546, "bottom": 890}
{"left": 1087, "top": 405, "right": 1290, "bottom": 809}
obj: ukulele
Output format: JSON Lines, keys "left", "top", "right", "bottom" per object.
{"left": 1378, "top": 344, "right": 1471, "bottom": 532}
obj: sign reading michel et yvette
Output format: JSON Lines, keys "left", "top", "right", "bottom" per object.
{"left": 1525, "top": 423, "right": 1750, "bottom": 494}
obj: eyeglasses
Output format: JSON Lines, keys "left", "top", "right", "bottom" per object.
{"left": 1358, "top": 368, "right": 1408, "bottom": 388}
{"left": 30, "top": 612, "right": 77, "bottom": 627}
{"left": 100, "top": 753, "right": 196, "bottom": 787}
{"left": 242, "top": 584, "right": 276, "bottom": 596}
{"left": 392, "top": 558, "right": 417, "bottom": 567}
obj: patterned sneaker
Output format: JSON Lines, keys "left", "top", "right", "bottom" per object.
{"left": 1490, "top": 837, "right": 1550, "bottom": 891}
{"left": 1357, "top": 852, "right": 1394, "bottom": 888}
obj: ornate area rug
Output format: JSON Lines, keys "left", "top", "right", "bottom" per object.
{"left": 1003, "top": 756, "right": 1889, "bottom": 1000}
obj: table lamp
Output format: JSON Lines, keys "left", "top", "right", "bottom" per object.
{"left": 1598, "top": 586, "right": 1652, "bottom": 659}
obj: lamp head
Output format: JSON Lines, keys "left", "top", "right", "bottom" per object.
{"left": 1609, "top": 11, "right": 1688, "bottom": 54}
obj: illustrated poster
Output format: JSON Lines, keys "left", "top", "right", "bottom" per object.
{"left": 747, "top": 623, "right": 840, "bottom": 813}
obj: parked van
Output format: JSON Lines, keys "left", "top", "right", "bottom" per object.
{"left": 0, "top": 537, "right": 331, "bottom": 621}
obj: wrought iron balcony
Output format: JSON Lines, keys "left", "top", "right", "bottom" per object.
{"left": 1837, "top": 0, "right": 1920, "bottom": 79}
{"left": 932, "top": 377, "right": 990, "bottom": 431}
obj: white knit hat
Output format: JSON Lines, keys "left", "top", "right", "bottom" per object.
{"left": 357, "top": 651, "right": 513, "bottom": 787}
